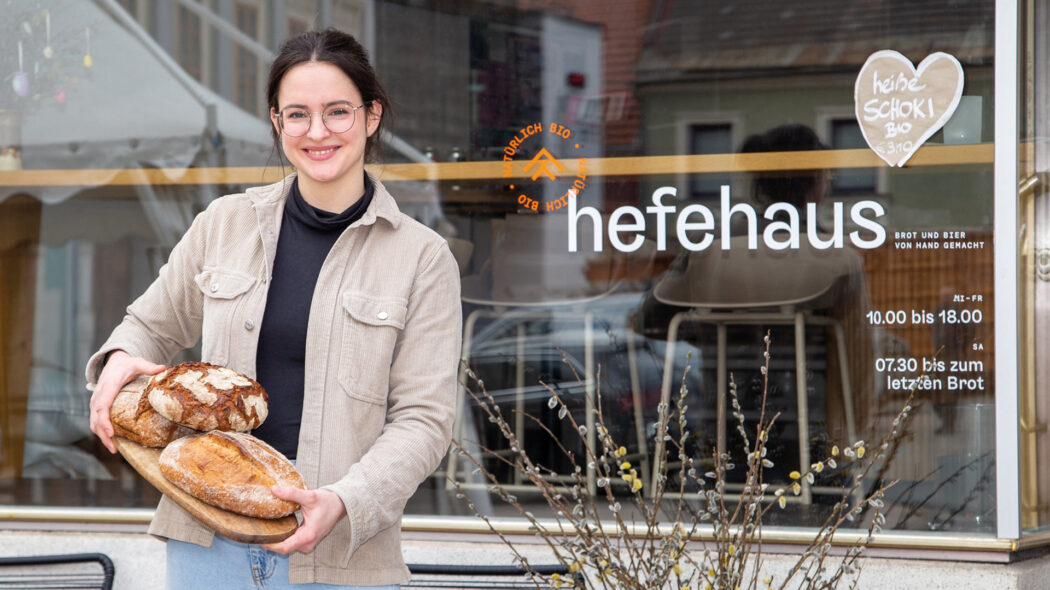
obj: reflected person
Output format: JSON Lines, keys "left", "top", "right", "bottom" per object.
{"left": 738, "top": 123, "right": 875, "bottom": 444}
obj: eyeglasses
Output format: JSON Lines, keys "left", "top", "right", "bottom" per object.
{"left": 275, "top": 101, "right": 371, "bottom": 137}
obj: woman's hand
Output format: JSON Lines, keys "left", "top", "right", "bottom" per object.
{"left": 89, "top": 350, "right": 166, "bottom": 453}
{"left": 262, "top": 487, "right": 346, "bottom": 554}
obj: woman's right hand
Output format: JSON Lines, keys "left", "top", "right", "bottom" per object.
{"left": 89, "top": 350, "right": 166, "bottom": 453}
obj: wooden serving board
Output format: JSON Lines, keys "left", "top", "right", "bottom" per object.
{"left": 115, "top": 437, "right": 298, "bottom": 544}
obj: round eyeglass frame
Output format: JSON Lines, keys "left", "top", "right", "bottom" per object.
{"left": 275, "top": 101, "right": 372, "bottom": 137}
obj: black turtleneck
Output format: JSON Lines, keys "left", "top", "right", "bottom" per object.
{"left": 253, "top": 175, "right": 374, "bottom": 458}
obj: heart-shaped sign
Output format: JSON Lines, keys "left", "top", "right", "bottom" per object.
{"left": 854, "top": 50, "right": 964, "bottom": 167}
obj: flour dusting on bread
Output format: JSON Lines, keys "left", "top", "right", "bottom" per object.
{"left": 159, "top": 431, "right": 304, "bottom": 518}
{"left": 146, "top": 362, "right": 268, "bottom": 431}
{"left": 111, "top": 375, "right": 194, "bottom": 447}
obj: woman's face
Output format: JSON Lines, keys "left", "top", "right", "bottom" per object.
{"left": 270, "top": 61, "right": 380, "bottom": 190}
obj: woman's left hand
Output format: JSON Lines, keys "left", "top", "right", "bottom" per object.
{"left": 261, "top": 487, "right": 346, "bottom": 554}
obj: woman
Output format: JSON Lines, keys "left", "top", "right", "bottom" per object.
{"left": 84, "top": 29, "right": 461, "bottom": 588}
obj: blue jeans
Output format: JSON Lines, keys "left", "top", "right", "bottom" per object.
{"left": 166, "top": 534, "right": 402, "bottom": 589}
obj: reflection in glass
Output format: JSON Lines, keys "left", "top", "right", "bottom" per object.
{"left": 0, "top": 0, "right": 1000, "bottom": 540}
{"left": 829, "top": 119, "right": 878, "bottom": 195}
{"left": 689, "top": 123, "right": 733, "bottom": 198}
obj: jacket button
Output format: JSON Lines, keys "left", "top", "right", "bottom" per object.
{"left": 244, "top": 320, "right": 255, "bottom": 330}
{"left": 211, "top": 284, "right": 218, "bottom": 293}
{"left": 377, "top": 311, "right": 389, "bottom": 320}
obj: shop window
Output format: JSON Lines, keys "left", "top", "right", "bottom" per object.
{"left": 0, "top": 0, "right": 1006, "bottom": 547}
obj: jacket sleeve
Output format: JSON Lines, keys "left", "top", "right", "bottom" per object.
{"left": 83, "top": 205, "right": 212, "bottom": 387}
{"left": 321, "top": 241, "right": 462, "bottom": 564}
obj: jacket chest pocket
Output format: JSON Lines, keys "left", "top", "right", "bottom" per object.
{"left": 194, "top": 269, "right": 256, "bottom": 367}
{"left": 338, "top": 292, "right": 408, "bottom": 405}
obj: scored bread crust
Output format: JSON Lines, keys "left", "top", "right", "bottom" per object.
{"left": 146, "top": 362, "right": 268, "bottom": 431}
{"left": 111, "top": 375, "right": 195, "bottom": 447}
{"left": 158, "top": 431, "right": 306, "bottom": 518}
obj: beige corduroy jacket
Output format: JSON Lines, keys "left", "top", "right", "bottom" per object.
{"left": 85, "top": 174, "right": 462, "bottom": 586}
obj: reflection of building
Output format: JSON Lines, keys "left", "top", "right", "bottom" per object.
{"left": 637, "top": 0, "right": 994, "bottom": 225}
{"left": 635, "top": 0, "right": 995, "bottom": 518}
{"left": 0, "top": 0, "right": 1049, "bottom": 587}
{"left": 116, "top": 0, "right": 369, "bottom": 117}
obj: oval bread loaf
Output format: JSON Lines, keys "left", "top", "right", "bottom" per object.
{"left": 158, "top": 431, "right": 306, "bottom": 518}
{"left": 147, "top": 362, "right": 268, "bottom": 431}
{"left": 110, "top": 375, "right": 195, "bottom": 447}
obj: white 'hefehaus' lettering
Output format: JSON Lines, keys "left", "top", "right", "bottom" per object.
{"left": 568, "top": 185, "right": 887, "bottom": 253}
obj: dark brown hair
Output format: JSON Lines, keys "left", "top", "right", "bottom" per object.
{"left": 266, "top": 28, "right": 390, "bottom": 162}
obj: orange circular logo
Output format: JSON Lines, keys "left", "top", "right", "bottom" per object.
{"left": 502, "top": 122, "right": 588, "bottom": 212}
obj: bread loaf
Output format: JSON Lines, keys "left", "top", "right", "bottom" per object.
{"left": 159, "top": 431, "right": 305, "bottom": 518}
{"left": 147, "top": 362, "right": 268, "bottom": 431}
{"left": 111, "top": 375, "right": 195, "bottom": 447}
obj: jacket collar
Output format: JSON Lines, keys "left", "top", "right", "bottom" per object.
{"left": 247, "top": 172, "right": 402, "bottom": 229}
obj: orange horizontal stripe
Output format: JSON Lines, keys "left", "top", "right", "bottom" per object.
{"left": 0, "top": 144, "right": 993, "bottom": 187}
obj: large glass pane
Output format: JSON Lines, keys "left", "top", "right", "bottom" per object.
{"left": 406, "top": 0, "right": 996, "bottom": 535}
{"left": 0, "top": 0, "right": 998, "bottom": 540}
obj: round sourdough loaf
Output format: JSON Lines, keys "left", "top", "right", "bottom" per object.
{"left": 111, "top": 375, "right": 195, "bottom": 447}
{"left": 158, "top": 431, "right": 305, "bottom": 518}
{"left": 146, "top": 362, "right": 268, "bottom": 431}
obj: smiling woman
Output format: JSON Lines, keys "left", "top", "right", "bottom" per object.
{"left": 263, "top": 29, "right": 390, "bottom": 214}
{"left": 268, "top": 60, "right": 382, "bottom": 211}
{"left": 84, "top": 28, "right": 461, "bottom": 590}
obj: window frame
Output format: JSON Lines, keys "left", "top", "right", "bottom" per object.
{"left": 993, "top": 0, "right": 1021, "bottom": 542}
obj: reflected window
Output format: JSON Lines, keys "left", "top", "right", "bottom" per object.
{"left": 234, "top": 2, "right": 260, "bottom": 115}
{"left": 688, "top": 122, "right": 733, "bottom": 198}
{"left": 828, "top": 118, "right": 878, "bottom": 195}
{"left": 175, "top": 5, "right": 202, "bottom": 82}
